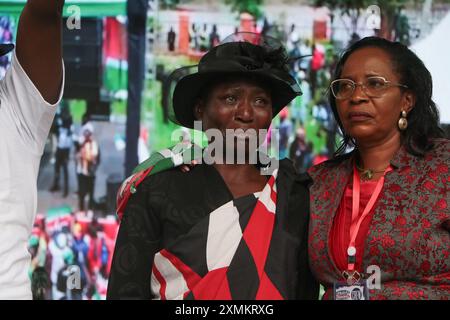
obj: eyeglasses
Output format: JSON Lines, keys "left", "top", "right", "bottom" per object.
{"left": 330, "top": 76, "right": 408, "bottom": 100}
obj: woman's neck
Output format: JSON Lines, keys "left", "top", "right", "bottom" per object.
{"left": 213, "top": 163, "right": 268, "bottom": 198}
{"left": 213, "top": 163, "right": 262, "bottom": 183}
{"left": 356, "top": 133, "right": 401, "bottom": 171}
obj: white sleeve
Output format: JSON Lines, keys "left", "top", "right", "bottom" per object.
{"left": 0, "top": 50, "right": 65, "bottom": 155}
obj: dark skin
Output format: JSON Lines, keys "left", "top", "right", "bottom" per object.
{"left": 336, "top": 47, "right": 415, "bottom": 180}
{"left": 16, "top": 0, "right": 65, "bottom": 104}
{"left": 194, "top": 79, "right": 273, "bottom": 199}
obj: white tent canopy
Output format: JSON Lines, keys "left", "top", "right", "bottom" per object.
{"left": 412, "top": 13, "right": 450, "bottom": 124}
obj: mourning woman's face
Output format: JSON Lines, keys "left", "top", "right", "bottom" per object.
{"left": 194, "top": 79, "right": 273, "bottom": 149}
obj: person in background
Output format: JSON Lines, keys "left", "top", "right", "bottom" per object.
{"left": 28, "top": 224, "right": 49, "bottom": 281}
{"left": 287, "top": 24, "right": 300, "bottom": 73}
{"left": 0, "top": 0, "right": 65, "bottom": 300}
{"left": 71, "top": 223, "right": 89, "bottom": 300}
{"left": 76, "top": 123, "right": 100, "bottom": 212}
{"left": 56, "top": 250, "right": 75, "bottom": 300}
{"left": 199, "top": 23, "right": 209, "bottom": 52}
{"left": 50, "top": 101, "right": 73, "bottom": 197}
{"left": 289, "top": 127, "right": 313, "bottom": 173}
{"left": 167, "top": 26, "right": 176, "bottom": 52}
{"left": 299, "top": 39, "right": 312, "bottom": 72}
{"left": 86, "top": 219, "right": 109, "bottom": 299}
{"left": 48, "top": 231, "right": 72, "bottom": 300}
{"left": 31, "top": 266, "right": 50, "bottom": 300}
{"left": 309, "top": 43, "right": 325, "bottom": 97}
{"left": 73, "top": 112, "right": 92, "bottom": 196}
{"left": 298, "top": 70, "right": 311, "bottom": 122}
{"left": 190, "top": 23, "right": 199, "bottom": 51}
{"left": 209, "top": 24, "right": 220, "bottom": 49}
{"left": 277, "top": 108, "right": 292, "bottom": 159}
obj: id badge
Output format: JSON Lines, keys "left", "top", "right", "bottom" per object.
{"left": 333, "top": 281, "right": 369, "bottom": 300}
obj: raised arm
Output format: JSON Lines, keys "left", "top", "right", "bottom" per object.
{"left": 16, "top": 0, "right": 65, "bottom": 104}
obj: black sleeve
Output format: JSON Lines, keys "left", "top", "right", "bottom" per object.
{"left": 295, "top": 173, "right": 321, "bottom": 300}
{"left": 297, "top": 208, "right": 321, "bottom": 300}
{"left": 106, "top": 181, "right": 161, "bottom": 300}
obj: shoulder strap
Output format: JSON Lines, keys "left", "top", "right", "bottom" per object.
{"left": 116, "top": 143, "right": 202, "bottom": 220}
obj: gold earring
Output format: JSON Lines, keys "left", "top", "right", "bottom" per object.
{"left": 398, "top": 110, "right": 408, "bottom": 130}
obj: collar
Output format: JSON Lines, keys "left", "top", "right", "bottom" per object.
{"left": 309, "top": 143, "right": 421, "bottom": 181}
{"left": 389, "top": 144, "right": 421, "bottom": 170}
{"left": 353, "top": 143, "right": 421, "bottom": 171}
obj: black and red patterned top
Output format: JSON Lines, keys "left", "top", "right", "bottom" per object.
{"left": 107, "top": 159, "right": 318, "bottom": 299}
{"left": 308, "top": 138, "right": 450, "bottom": 300}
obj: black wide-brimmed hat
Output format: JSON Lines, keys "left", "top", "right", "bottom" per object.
{"left": 169, "top": 33, "right": 303, "bottom": 129}
{"left": 0, "top": 43, "right": 14, "bottom": 57}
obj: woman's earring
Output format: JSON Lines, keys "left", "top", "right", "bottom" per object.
{"left": 398, "top": 110, "right": 408, "bottom": 131}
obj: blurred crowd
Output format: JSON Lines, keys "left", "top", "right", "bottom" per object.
{"left": 0, "top": 17, "right": 14, "bottom": 77}
{"left": 28, "top": 211, "right": 118, "bottom": 300}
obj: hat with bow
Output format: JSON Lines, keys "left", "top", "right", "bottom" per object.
{"left": 169, "top": 33, "right": 304, "bottom": 129}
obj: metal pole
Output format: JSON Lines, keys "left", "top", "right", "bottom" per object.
{"left": 125, "top": 0, "right": 149, "bottom": 176}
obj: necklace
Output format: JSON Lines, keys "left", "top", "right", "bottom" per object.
{"left": 355, "top": 163, "right": 388, "bottom": 180}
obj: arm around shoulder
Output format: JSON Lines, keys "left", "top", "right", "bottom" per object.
{"left": 107, "top": 180, "right": 162, "bottom": 299}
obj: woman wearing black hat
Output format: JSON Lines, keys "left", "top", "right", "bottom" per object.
{"left": 107, "top": 35, "right": 319, "bottom": 300}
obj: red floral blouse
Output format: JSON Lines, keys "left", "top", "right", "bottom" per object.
{"left": 308, "top": 139, "right": 450, "bottom": 300}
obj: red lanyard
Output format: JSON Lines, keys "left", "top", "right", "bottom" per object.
{"left": 346, "top": 163, "right": 392, "bottom": 272}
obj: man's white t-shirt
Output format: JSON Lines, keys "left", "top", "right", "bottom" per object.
{"left": 0, "top": 52, "right": 64, "bottom": 300}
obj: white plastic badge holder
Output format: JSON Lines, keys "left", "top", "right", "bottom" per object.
{"left": 333, "top": 281, "right": 369, "bottom": 300}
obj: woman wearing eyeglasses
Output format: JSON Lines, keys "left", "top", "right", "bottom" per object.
{"left": 307, "top": 37, "right": 449, "bottom": 300}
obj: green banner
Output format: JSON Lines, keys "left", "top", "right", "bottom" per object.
{"left": 0, "top": 0, "right": 126, "bottom": 17}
